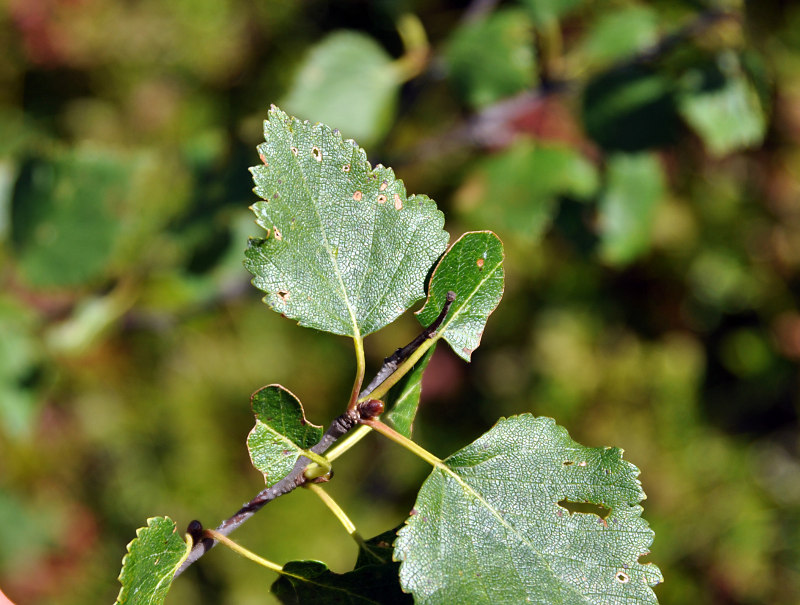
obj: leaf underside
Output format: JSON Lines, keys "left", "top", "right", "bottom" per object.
{"left": 394, "top": 415, "right": 662, "bottom": 605}
{"left": 272, "top": 530, "right": 411, "bottom": 605}
{"left": 116, "top": 516, "right": 190, "bottom": 605}
{"left": 384, "top": 343, "right": 436, "bottom": 438}
{"left": 417, "top": 231, "right": 505, "bottom": 361}
{"left": 245, "top": 105, "right": 449, "bottom": 338}
{"left": 248, "top": 384, "right": 323, "bottom": 487}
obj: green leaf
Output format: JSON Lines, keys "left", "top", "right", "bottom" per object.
{"left": 384, "top": 344, "right": 436, "bottom": 438}
{"left": 444, "top": 9, "right": 537, "bottom": 109}
{"left": 272, "top": 559, "right": 411, "bottom": 605}
{"left": 248, "top": 385, "right": 323, "bottom": 487}
{"left": 579, "top": 6, "right": 659, "bottom": 68}
{"left": 416, "top": 231, "right": 504, "bottom": 361}
{"left": 520, "top": 0, "right": 586, "bottom": 25}
{"left": 245, "top": 106, "right": 449, "bottom": 338}
{"left": 116, "top": 516, "right": 191, "bottom": 605}
{"left": 394, "top": 415, "right": 662, "bottom": 605}
{"left": 677, "top": 52, "right": 766, "bottom": 157}
{"left": 598, "top": 153, "right": 666, "bottom": 266}
{"left": 282, "top": 31, "right": 399, "bottom": 148}
{"left": 10, "top": 146, "right": 189, "bottom": 288}
{"left": 10, "top": 148, "right": 127, "bottom": 288}
{"left": 354, "top": 527, "right": 401, "bottom": 568}
{"left": 272, "top": 530, "right": 410, "bottom": 605}
{"left": 455, "top": 140, "right": 599, "bottom": 244}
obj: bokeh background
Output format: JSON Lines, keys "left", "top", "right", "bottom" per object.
{"left": 1, "top": 0, "right": 799, "bottom": 603}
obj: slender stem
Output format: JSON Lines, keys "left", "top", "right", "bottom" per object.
{"left": 174, "top": 410, "right": 361, "bottom": 578}
{"left": 323, "top": 424, "right": 372, "bottom": 462}
{"left": 347, "top": 335, "right": 366, "bottom": 411}
{"left": 360, "top": 418, "right": 443, "bottom": 468}
{"left": 360, "top": 337, "right": 437, "bottom": 404}
{"left": 359, "top": 291, "right": 455, "bottom": 401}
{"left": 393, "top": 13, "right": 430, "bottom": 82}
{"left": 205, "top": 529, "right": 283, "bottom": 574}
{"left": 301, "top": 450, "right": 331, "bottom": 476}
{"left": 306, "top": 483, "right": 364, "bottom": 547}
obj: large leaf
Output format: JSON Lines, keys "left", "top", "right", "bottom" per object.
{"left": 10, "top": 146, "right": 189, "bottom": 289}
{"left": 272, "top": 530, "right": 411, "bottom": 605}
{"left": 10, "top": 148, "right": 127, "bottom": 288}
{"left": 248, "top": 385, "right": 323, "bottom": 487}
{"left": 454, "top": 140, "right": 598, "bottom": 244}
{"left": 116, "top": 517, "right": 191, "bottom": 605}
{"left": 598, "top": 153, "right": 665, "bottom": 266}
{"left": 444, "top": 9, "right": 537, "bottom": 109}
{"left": 282, "top": 31, "right": 399, "bottom": 148}
{"left": 384, "top": 343, "right": 436, "bottom": 438}
{"left": 245, "top": 106, "right": 449, "bottom": 338}
{"left": 416, "top": 231, "right": 504, "bottom": 361}
{"left": 394, "top": 415, "right": 662, "bottom": 604}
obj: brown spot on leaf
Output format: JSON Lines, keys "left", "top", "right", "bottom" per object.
{"left": 380, "top": 181, "right": 388, "bottom": 191}
{"left": 462, "top": 347, "right": 473, "bottom": 356}
{"left": 290, "top": 146, "right": 298, "bottom": 156}
{"left": 277, "top": 290, "right": 290, "bottom": 302}
{"left": 311, "top": 146, "right": 322, "bottom": 161}
{"left": 343, "top": 164, "right": 350, "bottom": 172}
{"left": 273, "top": 227, "right": 282, "bottom": 240}
{"left": 259, "top": 153, "right": 268, "bottom": 165}
{"left": 616, "top": 572, "right": 630, "bottom": 583}
{"left": 377, "top": 194, "right": 387, "bottom": 204}
{"left": 353, "top": 191, "right": 363, "bottom": 201}
{"left": 393, "top": 193, "right": 402, "bottom": 210}
{"left": 476, "top": 258, "right": 485, "bottom": 269}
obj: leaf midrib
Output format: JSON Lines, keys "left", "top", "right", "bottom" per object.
{"left": 433, "top": 455, "right": 587, "bottom": 604}
{"left": 284, "top": 126, "right": 360, "bottom": 338}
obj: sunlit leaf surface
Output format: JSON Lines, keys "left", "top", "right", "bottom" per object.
{"left": 245, "top": 106, "right": 449, "bottom": 338}
{"left": 116, "top": 517, "right": 190, "bottom": 605}
{"left": 248, "top": 384, "right": 323, "bottom": 487}
{"left": 395, "top": 415, "right": 662, "bottom": 604}
{"left": 417, "top": 231, "right": 504, "bottom": 361}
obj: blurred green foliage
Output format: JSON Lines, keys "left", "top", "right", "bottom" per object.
{"left": 1, "top": 0, "right": 799, "bottom": 603}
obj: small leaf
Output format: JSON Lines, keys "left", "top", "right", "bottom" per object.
{"left": 677, "top": 52, "right": 766, "bottom": 157}
{"left": 272, "top": 557, "right": 411, "bottom": 604}
{"left": 598, "top": 153, "right": 665, "bottom": 266}
{"left": 384, "top": 344, "right": 436, "bottom": 438}
{"left": 394, "top": 415, "right": 662, "bottom": 604}
{"left": 579, "top": 6, "right": 659, "bottom": 68}
{"left": 116, "top": 516, "right": 191, "bottom": 605}
{"left": 248, "top": 385, "right": 323, "bottom": 487}
{"left": 455, "top": 140, "right": 598, "bottom": 244}
{"left": 282, "top": 31, "right": 399, "bottom": 148}
{"left": 245, "top": 106, "right": 449, "bottom": 338}
{"left": 444, "top": 9, "right": 537, "bottom": 109}
{"left": 416, "top": 231, "right": 504, "bottom": 361}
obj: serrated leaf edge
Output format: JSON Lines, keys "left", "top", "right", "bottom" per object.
{"left": 248, "top": 384, "right": 323, "bottom": 484}
{"left": 393, "top": 414, "right": 660, "bottom": 595}
{"left": 247, "top": 105, "right": 448, "bottom": 337}
{"left": 115, "top": 516, "right": 191, "bottom": 605}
